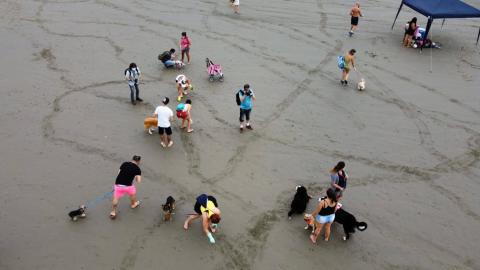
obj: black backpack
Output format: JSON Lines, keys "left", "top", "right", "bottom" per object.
{"left": 124, "top": 68, "right": 138, "bottom": 79}
{"left": 235, "top": 90, "right": 244, "bottom": 106}
{"left": 158, "top": 51, "right": 169, "bottom": 62}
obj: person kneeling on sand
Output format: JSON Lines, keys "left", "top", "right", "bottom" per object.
{"left": 159, "top": 48, "right": 184, "bottom": 69}
{"left": 184, "top": 194, "right": 221, "bottom": 244}
{"left": 176, "top": 99, "right": 193, "bottom": 133}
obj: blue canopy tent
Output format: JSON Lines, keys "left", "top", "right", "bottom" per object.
{"left": 391, "top": 0, "right": 480, "bottom": 47}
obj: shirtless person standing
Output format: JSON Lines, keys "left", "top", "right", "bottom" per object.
{"left": 349, "top": 3, "right": 363, "bottom": 37}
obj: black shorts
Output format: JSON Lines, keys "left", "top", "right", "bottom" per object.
{"left": 158, "top": 127, "right": 172, "bottom": 135}
{"left": 193, "top": 196, "right": 218, "bottom": 214}
{"left": 351, "top": 16, "right": 359, "bottom": 26}
{"left": 239, "top": 108, "right": 251, "bottom": 122}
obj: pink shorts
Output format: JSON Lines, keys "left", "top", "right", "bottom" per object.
{"left": 114, "top": 185, "right": 136, "bottom": 199}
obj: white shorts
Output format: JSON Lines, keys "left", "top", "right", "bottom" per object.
{"left": 233, "top": 0, "right": 239, "bottom": 6}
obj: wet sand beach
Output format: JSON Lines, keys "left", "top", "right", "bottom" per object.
{"left": 0, "top": 0, "right": 479, "bottom": 269}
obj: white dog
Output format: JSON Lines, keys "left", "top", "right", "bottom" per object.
{"left": 357, "top": 78, "right": 366, "bottom": 91}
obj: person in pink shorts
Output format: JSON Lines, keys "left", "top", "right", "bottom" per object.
{"left": 110, "top": 155, "right": 142, "bottom": 219}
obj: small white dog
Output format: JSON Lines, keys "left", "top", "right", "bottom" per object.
{"left": 357, "top": 78, "right": 366, "bottom": 91}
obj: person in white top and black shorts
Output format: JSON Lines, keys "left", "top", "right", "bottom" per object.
{"left": 154, "top": 97, "right": 174, "bottom": 148}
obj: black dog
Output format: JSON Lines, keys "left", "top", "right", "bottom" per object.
{"left": 288, "top": 186, "right": 312, "bottom": 218}
{"left": 334, "top": 208, "right": 367, "bottom": 240}
{"left": 68, "top": 205, "right": 86, "bottom": 221}
{"left": 162, "top": 196, "right": 176, "bottom": 221}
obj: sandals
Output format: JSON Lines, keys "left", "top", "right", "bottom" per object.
{"left": 131, "top": 201, "right": 141, "bottom": 209}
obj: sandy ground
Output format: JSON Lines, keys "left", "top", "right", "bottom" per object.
{"left": 1, "top": 0, "right": 480, "bottom": 269}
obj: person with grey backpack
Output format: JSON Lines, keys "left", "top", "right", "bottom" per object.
{"left": 125, "top": 63, "right": 143, "bottom": 105}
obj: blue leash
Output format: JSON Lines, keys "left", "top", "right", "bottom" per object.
{"left": 85, "top": 190, "right": 114, "bottom": 209}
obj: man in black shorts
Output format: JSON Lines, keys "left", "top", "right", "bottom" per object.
{"left": 154, "top": 97, "right": 174, "bottom": 148}
{"left": 110, "top": 155, "right": 142, "bottom": 219}
{"left": 349, "top": 3, "right": 363, "bottom": 37}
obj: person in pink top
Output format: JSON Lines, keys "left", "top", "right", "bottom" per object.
{"left": 180, "top": 32, "right": 191, "bottom": 64}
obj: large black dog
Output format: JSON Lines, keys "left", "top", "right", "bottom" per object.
{"left": 334, "top": 208, "right": 368, "bottom": 240}
{"left": 288, "top": 186, "right": 312, "bottom": 218}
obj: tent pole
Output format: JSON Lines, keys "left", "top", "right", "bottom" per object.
{"left": 391, "top": 1, "right": 404, "bottom": 30}
{"left": 477, "top": 27, "right": 480, "bottom": 45}
{"left": 422, "top": 17, "right": 434, "bottom": 51}
{"left": 441, "top": 19, "right": 445, "bottom": 30}
{"left": 430, "top": 27, "right": 433, "bottom": 73}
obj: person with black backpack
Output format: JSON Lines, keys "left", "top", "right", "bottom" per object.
{"left": 125, "top": 63, "right": 142, "bottom": 105}
{"left": 158, "top": 48, "right": 176, "bottom": 68}
{"left": 236, "top": 84, "right": 256, "bottom": 133}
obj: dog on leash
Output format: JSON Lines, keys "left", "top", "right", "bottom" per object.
{"left": 144, "top": 117, "right": 157, "bottom": 135}
{"left": 288, "top": 185, "right": 312, "bottom": 219}
{"left": 162, "top": 196, "right": 176, "bottom": 221}
{"left": 357, "top": 78, "right": 366, "bottom": 91}
{"left": 68, "top": 205, "right": 86, "bottom": 221}
{"left": 334, "top": 207, "right": 368, "bottom": 240}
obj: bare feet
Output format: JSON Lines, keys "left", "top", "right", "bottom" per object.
{"left": 187, "top": 129, "right": 194, "bottom": 133}
{"left": 310, "top": 234, "right": 317, "bottom": 244}
{"left": 183, "top": 220, "right": 189, "bottom": 230}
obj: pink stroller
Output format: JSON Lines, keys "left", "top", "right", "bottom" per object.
{"left": 206, "top": 58, "right": 224, "bottom": 82}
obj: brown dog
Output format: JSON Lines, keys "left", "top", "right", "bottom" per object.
{"left": 162, "top": 196, "right": 176, "bottom": 221}
{"left": 144, "top": 117, "right": 157, "bottom": 135}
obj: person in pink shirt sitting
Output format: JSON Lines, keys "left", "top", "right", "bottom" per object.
{"left": 180, "top": 32, "right": 191, "bottom": 64}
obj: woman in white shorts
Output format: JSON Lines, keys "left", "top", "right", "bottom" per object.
{"left": 309, "top": 188, "right": 341, "bottom": 243}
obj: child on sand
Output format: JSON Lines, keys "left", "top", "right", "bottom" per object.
{"left": 180, "top": 32, "right": 191, "bottom": 64}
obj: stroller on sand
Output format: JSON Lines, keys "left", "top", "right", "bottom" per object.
{"left": 206, "top": 58, "right": 224, "bottom": 82}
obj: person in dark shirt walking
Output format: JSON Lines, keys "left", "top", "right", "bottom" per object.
{"left": 110, "top": 155, "right": 142, "bottom": 219}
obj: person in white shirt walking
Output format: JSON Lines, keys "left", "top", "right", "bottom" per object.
{"left": 125, "top": 63, "right": 142, "bottom": 105}
{"left": 154, "top": 97, "right": 174, "bottom": 148}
